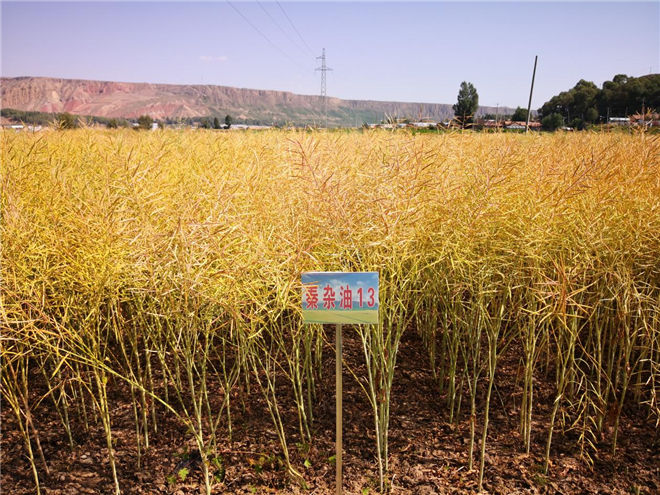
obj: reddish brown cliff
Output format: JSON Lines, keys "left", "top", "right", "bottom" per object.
{"left": 1, "top": 76, "right": 513, "bottom": 125}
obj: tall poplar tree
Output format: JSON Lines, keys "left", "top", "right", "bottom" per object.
{"left": 453, "top": 81, "right": 479, "bottom": 128}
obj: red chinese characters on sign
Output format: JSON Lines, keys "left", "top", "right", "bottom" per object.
{"left": 323, "top": 285, "right": 336, "bottom": 309}
{"left": 309, "top": 284, "right": 377, "bottom": 310}
{"left": 340, "top": 285, "right": 352, "bottom": 309}
{"left": 305, "top": 285, "right": 319, "bottom": 309}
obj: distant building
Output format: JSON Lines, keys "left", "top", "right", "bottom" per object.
{"left": 630, "top": 113, "right": 659, "bottom": 127}
{"left": 502, "top": 121, "right": 541, "bottom": 130}
{"left": 482, "top": 119, "right": 503, "bottom": 129}
{"left": 608, "top": 117, "right": 630, "bottom": 126}
{"left": 1, "top": 124, "right": 25, "bottom": 131}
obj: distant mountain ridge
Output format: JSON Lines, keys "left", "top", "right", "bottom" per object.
{"left": 1, "top": 76, "right": 516, "bottom": 126}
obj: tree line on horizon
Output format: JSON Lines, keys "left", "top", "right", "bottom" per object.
{"left": 537, "top": 73, "right": 660, "bottom": 130}
{"left": 0, "top": 108, "right": 129, "bottom": 128}
{"left": 0, "top": 109, "right": 240, "bottom": 130}
{"left": 450, "top": 73, "right": 659, "bottom": 131}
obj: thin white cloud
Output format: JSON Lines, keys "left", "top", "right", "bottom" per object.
{"left": 199, "top": 55, "right": 228, "bottom": 63}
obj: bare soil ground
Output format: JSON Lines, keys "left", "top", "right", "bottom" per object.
{"left": 2, "top": 328, "right": 659, "bottom": 494}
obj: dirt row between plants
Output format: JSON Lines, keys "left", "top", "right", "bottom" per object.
{"left": 2, "top": 328, "right": 659, "bottom": 494}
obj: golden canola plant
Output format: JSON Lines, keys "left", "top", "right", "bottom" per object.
{"left": 2, "top": 128, "right": 659, "bottom": 494}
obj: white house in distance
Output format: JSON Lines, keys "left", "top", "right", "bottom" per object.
{"left": 130, "top": 121, "right": 159, "bottom": 130}
{"left": 609, "top": 117, "right": 630, "bottom": 126}
{"left": 2, "top": 124, "right": 25, "bottom": 131}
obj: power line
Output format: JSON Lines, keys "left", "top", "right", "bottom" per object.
{"left": 276, "top": 0, "right": 317, "bottom": 59}
{"left": 225, "top": 0, "right": 312, "bottom": 74}
{"left": 256, "top": 0, "right": 315, "bottom": 61}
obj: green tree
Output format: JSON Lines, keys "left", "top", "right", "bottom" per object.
{"left": 107, "top": 119, "right": 118, "bottom": 129}
{"left": 452, "top": 82, "right": 479, "bottom": 128}
{"left": 541, "top": 113, "right": 564, "bottom": 131}
{"left": 541, "top": 74, "right": 660, "bottom": 122}
{"left": 224, "top": 114, "right": 233, "bottom": 129}
{"left": 58, "top": 112, "right": 77, "bottom": 129}
{"left": 584, "top": 107, "right": 599, "bottom": 123}
{"left": 213, "top": 117, "right": 221, "bottom": 129}
{"left": 574, "top": 81, "right": 599, "bottom": 113}
{"left": 200, "top": 118, "right": 211, "bottom": 129}
{"left": 511, "top": 106, "right": 528, "bottom": 121}
{"left": 570, "top": 118, "right": 584, "bottom": 130}
{"left": 137, "top": 115, "right": 153, "bottom": 130}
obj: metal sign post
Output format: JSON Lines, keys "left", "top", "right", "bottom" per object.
{"left": 301, "top": 272, "right": 379, "bottom": 495}
{"left": 335, "top": 322, "right": 342, "bottom": 495}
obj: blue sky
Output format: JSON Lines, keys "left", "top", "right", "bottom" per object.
{"left": 2, "top": 1, "right": 658, "bottom": 108}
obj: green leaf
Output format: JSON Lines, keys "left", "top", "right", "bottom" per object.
{"left": 212, "top": 456, "right": 226, "bottom": 482}
{"left": 303, "top": 458, "right": 312, "bottom": 469}
{"left": 178, "top": 467, "right": 189, "bottom": 481}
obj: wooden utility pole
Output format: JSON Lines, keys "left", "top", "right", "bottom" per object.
{"left": 525, "top": 55, "right": 538, "bottom": 134}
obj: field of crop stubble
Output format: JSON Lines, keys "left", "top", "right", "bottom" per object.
{"left": 2, "top": 128, "right": 660, "bottom": 494}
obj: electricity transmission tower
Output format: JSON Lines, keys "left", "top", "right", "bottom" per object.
{"left": 316, "top": 48, "right": 332, "bottom": 128}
